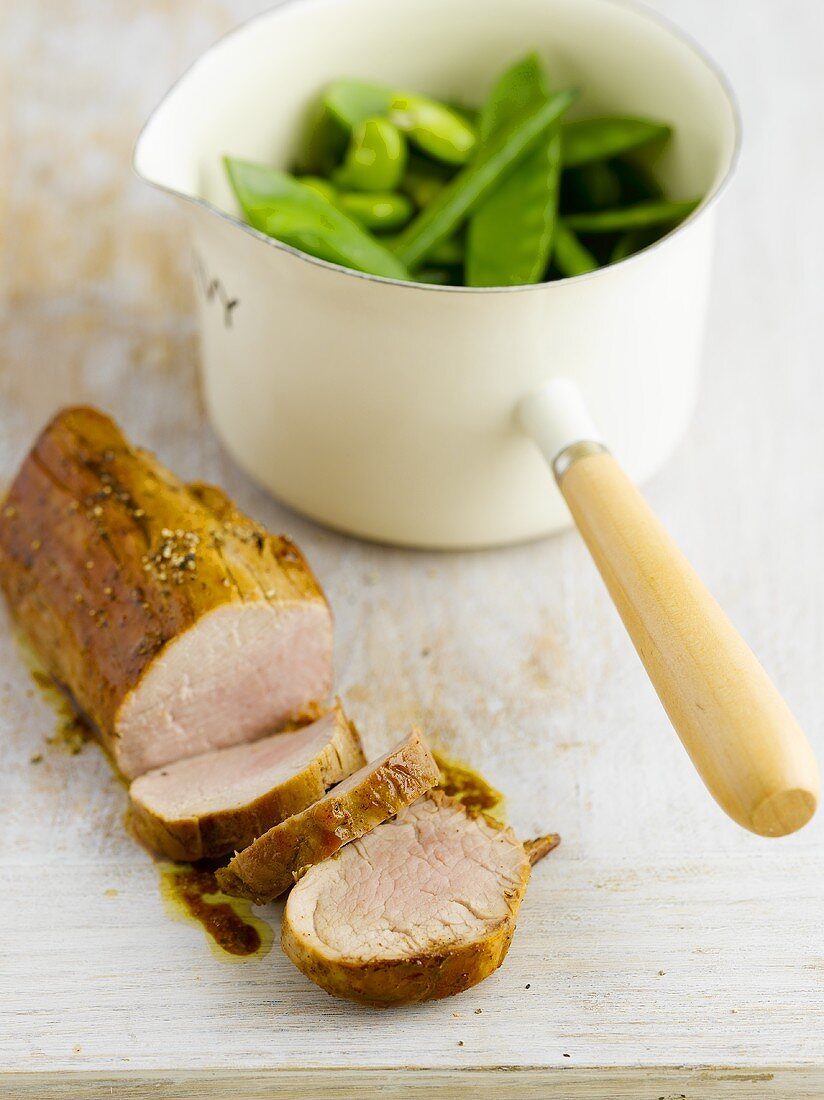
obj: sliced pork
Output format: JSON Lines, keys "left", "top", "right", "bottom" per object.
{"left": 217, "top": 730, "right": 439, "bottom": 903}
{"left": 0, "top": 407, "right": 334, "bottom": 778}
{"left": 127, "top": 703, "right": 365, "bottom": 861}
{"left": 281, "top": 791, "right": 531, "bottom": 1006}
{"left": 524, "top": 832, "right": 561, "bottom": 865}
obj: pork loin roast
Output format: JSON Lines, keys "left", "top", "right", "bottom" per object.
{"left": 127, "top": 703, "right": 364, "bottom": 861}
{"left": 0, "top": 407, "right": 333, "bottom": 778}
{"left": 281, "top": 791, "right": 531, "bottom": 1006}
{"left": 217, "top": 730, "right": 439, "bottom": 904}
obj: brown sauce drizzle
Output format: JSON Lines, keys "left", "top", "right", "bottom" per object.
{"left": 20, "top": 635, "right": 270, "bottom": 960}
{"left": 159, "top": 862, "right": 272, "bottom": 960}
{"left": 29, "top": 669, "right": 94, "bottom": 755}
{"left": 15, "top": 628, "right": 99, "bottom": 759}
{"left": 434, "top": 751, "right": 561, "bottom": 862}
{"left": 433, "top": 750, "right": 506, "bottom": 820}
{"left": 18, "top": 634, "right": 122, "bottom": 779}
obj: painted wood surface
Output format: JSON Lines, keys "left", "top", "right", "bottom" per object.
{"left": 1, "top": 0, "right": 823, "bottom": 1095}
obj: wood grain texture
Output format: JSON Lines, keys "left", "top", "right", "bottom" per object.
{"left": 3, "top": 1067, "right": 824, "bottom": 1099}
{"left": 1, "top": 0, "right": 823, "bottom": 1094}
{"left": 558, "top": 449, "right": 819, "bottom": 835}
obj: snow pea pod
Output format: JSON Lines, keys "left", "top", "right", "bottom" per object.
{"left": 465, "top": 132, "right": 563, "bottom": 286}
{"left": 224, "top": 158, "right": 409, "bottom": 280}
{"left": 390, "top": 93, "right": 477, "bottom": 165}
{"left": 381, "top": 232, "right": 464, "bottom": 263}
{"left": 609, "top": 225, "right": 663, "bottom": 264}
{"left": 298, "top": 175, "right": 413, "bottom": 230}
{"left": 296, "top": 176, "right": 338, "bottom": 204}
{"left": 561, "top": 117, "right": 671, "bottom": 167}
{"left": 561, "top": 160, "right": 622, "bottom": 212}
{"left": 610, "top": 156, "right": 663, "bottom": 204}
{"left": 338, "top": 190, "right": 414, "bottom": 230}
{"left": 301, "top": 110, "right": 348, "bottom": 175}
{"left": 427, "top": 234, "right": 464, "bottom": 266}
{"left": 476, "top": 52, "right": 548, "bottom": 142}
{"left": 564, "top": 198, "right": 700, "bottom": 232}
{"left": 302, "top": 79, "right": 394, "bottom": 174}
{"left": 392, "top": 88, "right": 575, "bottom": 270}
{"left": 446, "top": 102, "right": 479, "bottom": 128}
{"left": 324, "top": 78, "right": 393, "bottom": 128}
{"left": 333, "top": 117, "right": 407, "bottom": 191}
{"left": 466, "top": 54, "right": 562, "bottom": 287}
{"left": 553, "top": 220, "right": 599, "bottom": 276}
{"left": 400, "top": 154, "right": 451, "bottom": 208}
{"left": 413, "top": 267, "right": 459, "bottom": 286}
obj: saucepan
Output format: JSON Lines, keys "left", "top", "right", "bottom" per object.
{"left": 135, "top": 0, "right": 819, "bottom": 836}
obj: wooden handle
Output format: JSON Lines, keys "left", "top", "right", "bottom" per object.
{"left": 557, "top": 446, "right": 819, "bottom": 837}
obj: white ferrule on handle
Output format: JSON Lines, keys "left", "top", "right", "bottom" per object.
{"left": 517, "top": 379, "right": 604, "bottom": 467}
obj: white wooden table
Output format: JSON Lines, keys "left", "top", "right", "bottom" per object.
{"left": 1, "top": 1, "right": 823, "bottom": 1095}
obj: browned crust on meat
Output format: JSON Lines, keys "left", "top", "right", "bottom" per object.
{"left": 282, "top": 920, "right": 521, "bottom": 1006}
{"left": 217, "top": 730, "right": 440, "bottom": 904}
{"left": 524, "top": 832, "right": 561, "bottom": 866}
{"left": 126, "top": 702, "right": 366, "bottom": 861}
{"left": 0, "top": 407, "right": 330, "bottom": 773}
{"left": 281, "top": 791, "right": 531, "bottom": 1006}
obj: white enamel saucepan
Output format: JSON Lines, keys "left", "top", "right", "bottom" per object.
{"left": 135, "top": 0, "right": 819, "bottom": 835}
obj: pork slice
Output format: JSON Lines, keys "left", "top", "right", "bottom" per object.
{"left": 524, "top": 832, "right": 561, "bottom": 866}
{"left": 127, "top": 703, "right": 365, "bottom": 861}
{"left": 216, "top": 730, "right": 439, "bottom": 904}
{"left": 0, "top": 407, "right": 333, "bottom": 778}
{"left": 281, "top": 791, "right": 531, "bottom": 1006}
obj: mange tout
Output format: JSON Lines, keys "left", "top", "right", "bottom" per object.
{"left": 465, "top": 53, "right": 563, "bottom": 287}
{"left": 391, "top": 89, "right": 575, "bottom": 270}
{"left": 223, "top": 55, "right": 702, "bottom": 285}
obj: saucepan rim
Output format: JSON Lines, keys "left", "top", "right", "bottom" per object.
{"left": 133, "top": 0, "right": 742, "bottom": 296}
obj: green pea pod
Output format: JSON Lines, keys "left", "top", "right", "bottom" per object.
{"left": 402, "top": 172, "right": 444, "bottom": 209}
{"left": 301, "top": 79, "right": 394, "bottom": 173}
{"left": 296, "top": 176, "right": 339, "bottom": 204}
{"left": 400, "top": 154, "right": 451, "bottom": 208}
{"left": 610, "top": 156, "right": 664, "bottom": 204}
{"left": 561, "top": 117, "right": 672, "bottom": 167}
{"left": 427, "top": 233, "right": 464, "bottom": 265}
{"left": 390, "top": 93, "right": 477, "bottom": 165}
{"left": 563, "top": 198, "right": 700, "bottom": 232}
{"left": 413, "top": 267, "right": 459, "bottom": 286}
{"left": 476, "top": 53, "right": 548, "bottom": 142}
{"left": 446, "top": 101, "right": 480, "bottom": 128}
{"left": 609, "top": 225, "right": 662, "bottom": 264}
{"left": 466, "top": 132, "right": 563, "bottom": 286}
{"left": 392, "top": 88, "right": 576, "bottom": 270}
{"left": 553, "top": 220, "right": 599, "bottom": 276}
{"left": 338, "top": 191, "right": 414, "bottom": 230}
{"left": 224, "top": 157, "right": 409, "bottom": 280}
{"left": 561, "top": 161, "right": 622, "bottom": 212}
{"left": 332, "top": 117, "right": 407, "bottom": 192}
{"left": 466, "top": 54, "right": 562, "bottom": 287}
{"left": 324, "top": 78, "right": 394, "bottom": 128}
{"left": 301, "top": 110, "right": 348, "bottom": 175}
{"left": 296, "top": 171, "right": 414, "bottom": 231}
{"left": 297, "top": 177, "right": 412, "bottom": 230}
